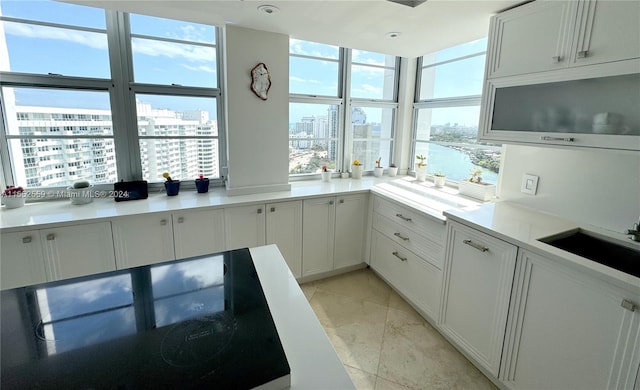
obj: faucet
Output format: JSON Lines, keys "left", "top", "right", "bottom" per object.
{"left": 627, "top": 218, "right": 640, "bottom": 242}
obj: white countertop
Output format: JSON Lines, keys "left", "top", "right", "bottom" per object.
{"left": 445, "top": 202, "right": 640, "bottom": 293}
{"left": 250, "top": 245, "right": 355, "bottom": 389}
{"left": 1, "top": 176, "right": 476, "bottom": 231}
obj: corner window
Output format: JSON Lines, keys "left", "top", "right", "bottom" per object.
{"left": 412, "top": 38, "right": 501, "bottom": 184}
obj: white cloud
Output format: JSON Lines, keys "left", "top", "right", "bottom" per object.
{"left": 289, "top": 76, "right": 321, "bottom": 84}
{"left": 132, "top": 38, "right": 215, "bottom": 63}
{"left": 182, "top": 64, "right": 216, "bottom": 74}
{"left": 4, "top": 22, "right": 107, "bottom": 50}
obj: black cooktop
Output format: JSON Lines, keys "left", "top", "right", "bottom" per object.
{"left": 1, "top": 248, "right": 290, "bottom": 389}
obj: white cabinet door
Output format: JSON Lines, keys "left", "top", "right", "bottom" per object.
{"left": 112, "top": 213, "right": 175, "bottom": 269}
{"left": 224, "top": 204, "right": 265, "bottom": 250}
{"left": 487, "top": 1, "right": 576, "bottom": 78}
{"left": 1, "top": 231, "right": 47, "bottom": 289}
{"left": 502, "top": 250, "right": 640, "bottom": 389}
{"left": 440, "top": 221, "right": 518, "bottom": 377}
{"left": 266, "top": 200, "right": 303, "bottom": 278}
{"left": 302, "top": 196, "right": 335, "bottom": 277}
{"left": 40, "top": 222, "right": 116, "bottom": 281}
{"left": 570, "top": 0, "right": 640, "bottom": 67}
{"left": 334, "top": 193, "right": 368, "bottom": 269}
{"left": 173, "top": 208, "right": 225, "bottom": 259}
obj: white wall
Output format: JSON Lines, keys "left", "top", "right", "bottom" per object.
{"left": 498, "top": 144, "right": 640, "bottom": 233}
{"left": 224, "top": 26, "right": 291, "bottom": 195}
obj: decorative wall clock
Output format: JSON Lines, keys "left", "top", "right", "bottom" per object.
{"left": 250, "top": 63, "right": 271, "bottom": 100}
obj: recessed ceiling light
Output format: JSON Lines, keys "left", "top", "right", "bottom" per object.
{"left": 257, "top": 5, "right": 280, "bottom": 14}
{"left": 385, "top": 32, "right": 401, "bottom": 38}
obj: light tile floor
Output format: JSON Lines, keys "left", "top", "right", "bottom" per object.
{"left": 300, "top": 268, "right": 497, "bottom": 390}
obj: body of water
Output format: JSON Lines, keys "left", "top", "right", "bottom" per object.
{"left": 424, "top": 143, "right": 499, "bottom": 184}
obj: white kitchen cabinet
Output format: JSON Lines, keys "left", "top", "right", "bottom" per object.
{"left": 224, "top": 204, "right": 266, "bottom": 250}
{"left": 1, "top": 230, "right": 47, "bottom": 289}
{"left": 371, "top": 231, "right": 442, "bottom": 320}
{"left": 487, "top": 0, "right": 640, "bottom": 78}
{"left": 112, "top": 213, "right": 175, "bottom": 269}
{"left": 302, "top": 194, "right": 368, "bottom": 278}
{"left": 334, "top": 194, "right": 368, "bottom": 269}
{"left": 173, "top": 208, "right": 225, "bottom": 259}
{"left": 266, "top": 200, "right": 303, "bottom": 278}
{"left": 439, "top": 221, "right": 518, "bottom": 377}
{"left": 501, "top": 250, "right": 640, "bottom": 389}
{"left": 302, "top": 196, "right": 335, "bottom": 276}
{"left": 40, "top": 222, "right": 116, "bottom": 281}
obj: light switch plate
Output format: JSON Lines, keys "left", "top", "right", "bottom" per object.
{"left": 521, "top": 174, "right": 539, "bottom": 195}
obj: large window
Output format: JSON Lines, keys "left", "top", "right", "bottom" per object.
{"left": 289, "top": 39, "right": 399, "bottom": 176}
{"left": 0, "top": 0, "right": 223, "bottom": 190}
{"left": 413, "top": 38, "right": 501, "bottom": 184}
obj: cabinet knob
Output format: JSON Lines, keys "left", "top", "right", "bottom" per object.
{"left": 270, "top": 207, "right": 275, "bottom": 212}
{"left": 392, "top": 251, "right": 407, "bottom": 262}
{"left": 552, "top": 55, "right": 563, "bottom": 63}
{"left": 394, "top": 232, "right": 410, "bottom": 241}
{"left": 395, "top": 213, "right": 412, "bottom": 222}
{"left": 329, "top": 200, "right": 334, "bottom": 205}
{"left": 339, "top": 199, "right": 344, "bottom": 204}
{"left": 46, "top": 233, "right": 55, "bottom": 241}
{"left": 577, "top": 50, "right": 588, "bottom": 58}
{"left": 160, "top": 219, "right": 167, "bottom": 226}
{"left": 177, "top": 217, "right": 184, "bottom": 223}
{"left": 621, "top": 299, "right": 637, "bottom": 312}
{"left": 22, "top": 236, "right": 32, "bottom": 244}
{"left": 257, "top": 208, "right": 263, "bottom": 214}
{"left": 463, "top": 239, "right": 489, "bottom": 252}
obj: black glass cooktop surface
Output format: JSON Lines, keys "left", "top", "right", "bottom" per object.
{"left": 1, "top": 248, "right": 290, "bottom": 389}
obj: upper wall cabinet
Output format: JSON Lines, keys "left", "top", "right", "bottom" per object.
{"left": 487, "top": 0, "right": 640, "bottom": 78}
{"left": 480, "top": 0, "right": 640, "bottom": 151}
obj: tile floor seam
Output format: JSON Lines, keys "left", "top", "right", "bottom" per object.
{"left": 313, "top": 287, "right": 391, "bottom": 311}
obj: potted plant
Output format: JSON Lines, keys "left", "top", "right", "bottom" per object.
{"left": 351, "top": 159, "right": 363, "bottom": 179}
{"left": 2, "top": 185, "right": 25, "bottom": 209}
{"left": 195, "top": 173, "right": 209, "bottom": 193}
{"left": 433, "top": 172, "right": 446, "bottom": 188}
{"left": 163, "top": 172, "right": 180, "bottom": 196}
{"left": 68, "top": 180, "right": 93, "bottom": 205}
{"left": 415, "top": 155, "right": 427, "bottom": 181}
{"left": 321, "top": 165, "right": 331, "bottom": 182}
{"left": 388, "top": 163, "right": 398, "bottom": 177}
{"left": 458, "top": 168, "right": 496, "bottom": 201}
{"left": 373, "top": 157, "right": 384, "bottom": 177}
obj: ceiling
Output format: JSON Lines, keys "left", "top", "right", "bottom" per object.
{"left": 63, "top": 0, "right": 526, "bottom": 58}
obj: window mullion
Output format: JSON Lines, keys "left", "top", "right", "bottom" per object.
{"left": 341, "top": 48, "right": 352, "bottom": 173}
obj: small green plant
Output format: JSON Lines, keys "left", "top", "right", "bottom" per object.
{"left": 416, "top": 155, "right": 426, "bottom": 168}
{"left": 389, "top": 163, "right": 397, "bottom": 168}
{"left": 375, "top": 157, "right": 382, "bottom": 168}
{"left": 468, "top": 168, "right": 483, "bottom": 183}
{"left": 73, "top": 180, "right": 90, "bottom": 189}
{"left": 434, "top": 172, "right": 446, "bottom": 177}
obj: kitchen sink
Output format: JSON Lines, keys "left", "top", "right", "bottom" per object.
{"left": 539, "top": 229, "right": 640, "bottom": 278}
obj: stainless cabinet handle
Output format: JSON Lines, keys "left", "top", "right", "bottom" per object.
{"left": 46, "top": 233, "right": 55, "bottom": 241}
{"left": 22, "top": 236, "right": 32, "bottom": 244}
{"left": 394, "top": 232, "right": 410, "bottom": 241}
{"left": 160, "top": 219, "right": 167, "bottom": 226}
{"left": 552, "top": 55, "right": 563, "bottom": 63}
{"left": 541, "top": 136, "right": 575, "bottom": 142}
{"left": 329, "top": 200, "right": 334, "bottom": 205}
{"left": 257, "top": 208, "right": 263, "bottom": 214}
{"left": 621, "top": 299, "right": 637, "bottom": 312}
{"left": 395, "top": 213, "right": 412, "bottom": 222}
{"left": 463, "top": 239, "right": 489, "bottom": 252}
{"left": 577, "top": 50, "right": 588, "bottom": 58}
{"left": 392, "top": 251, "right": 407, "bottom": 261}
{"left": 339, "top": 199, "right": 344, "bottom": 204}
{"left": 177, "top": 217, "right": 184, "bottom": 223}
{"left": 270, "top": 207, "right": 275, "bottom": 212}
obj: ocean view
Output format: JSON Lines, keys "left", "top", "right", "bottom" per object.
{"left": 424, "top": 143, "right": 499, "bottom": 184}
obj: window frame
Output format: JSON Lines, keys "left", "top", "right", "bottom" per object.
{"left": 411, "top": 41, "right": 500, "bottom": 184}
{"left": 0, "top": 6, "right": 226, "bottom": 195}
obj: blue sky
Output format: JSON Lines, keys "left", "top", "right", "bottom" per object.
{"left": 1, "top": 0, "right": 486, "bottom": 127}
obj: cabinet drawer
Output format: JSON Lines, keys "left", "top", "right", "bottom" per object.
{"left": 373, "top": 213, "right": 443, "bottom": 269}
{"left": 371, "top": 231, "right": 442, "bottom": 321}
{"left": 374, "top": 196, "right": 445, "bottom": 244}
